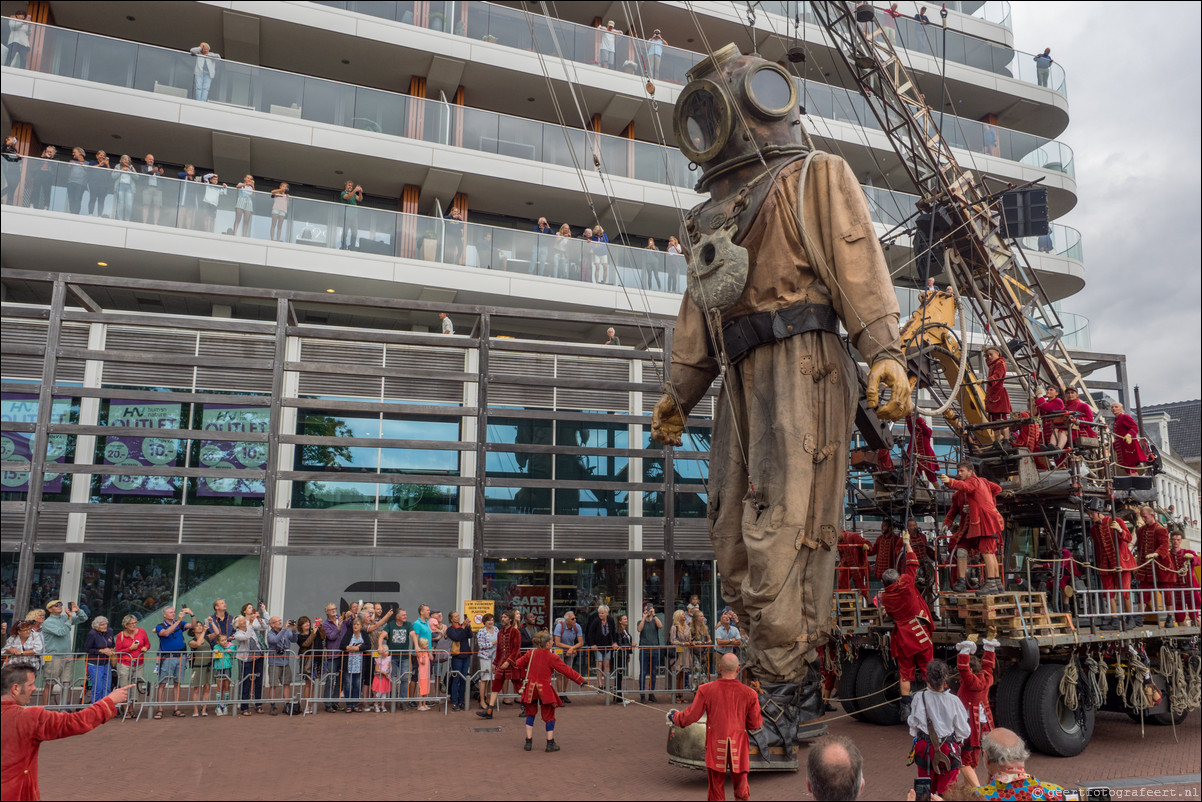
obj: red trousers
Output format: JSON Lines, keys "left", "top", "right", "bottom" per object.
{"left": 523, "top": 700, "right": 556, "bottom": 723}
{"left": 1099, "top": 570, "right": 1131, "bottom": 592}
{"left": 707, "top": 768, "right": 749, "bottom": 801}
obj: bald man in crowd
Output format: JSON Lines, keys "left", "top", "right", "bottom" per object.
{"left": 807, "top": 735, "right": 865, "bottom": 800}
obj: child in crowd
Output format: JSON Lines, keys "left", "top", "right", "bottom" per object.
{"left": 211, "top": 633, "right": 235, "bottom": 715}
{"left": 907, "top": 659, "right": 970, "bottom": 797}
{"left": 417, "top": 636, "right": 431, "bottom": 710}
{"left": 372, "top": 641, "right": 392, "bottom": 712}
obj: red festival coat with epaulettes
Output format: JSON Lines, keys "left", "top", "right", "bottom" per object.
{"left": 2, "top": 696, "right": 118, "bottom": 801}
{"left": 1089, "top": 516, "right": 1135, "bottom": 572}
{"left": 945, "top": 476, "right": 1004, "bottom": 542}
{"left": 673, "top": 678, "right": 764, "bottom": 774}
{"left": 513, "top": 647, "right": 586, "bottom": 707}
{"left": 868, "top": 532, "right": 904, "bottom": 579}
{"left": 984, "top": 356, "right": 1011, "bottom": 415}
{"left": 956, "top": 649, "right": 995, "bottom": 751}
{"left": 494, "top": 625, "right": 523, "bottom": 680}
{"left": 838, "top": 530, "right": 871, "bottom": 590}
{"left": 1112, "top": 413, "right": 1149, "bottom": 468}
{"left": 1136, "top": 520, "right": 1174, "bottom": 586}
{"left": 880, "top": 552, "right": 933, "bottom": 659}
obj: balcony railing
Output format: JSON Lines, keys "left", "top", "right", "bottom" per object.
{"left": 0, "top": 17, "right": 1075, "bottom": 200}
{"left": 2, "top": 156, "right": 690, "bottom": 293}
{"left": 313, "top": 0, "right": 1060, "bottom": 93}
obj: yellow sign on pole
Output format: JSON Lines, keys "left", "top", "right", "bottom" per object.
{"left": 464, "top": 599, "right": 495, "bottom": 632}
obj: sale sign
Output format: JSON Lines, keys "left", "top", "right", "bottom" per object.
{"left": 99, "top": 400, "right": 182, "bottom": 495}
{"left": 0, "top": 393, "right": 71, "bottom": 493}
{"left": 196, "top": 404, "right": 269, "bottom": 497}
{"left": 510, "top": 585, "right": 550, "bottom": 628}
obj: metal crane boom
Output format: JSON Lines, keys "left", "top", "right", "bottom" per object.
{"left": 810, "top": 1, "right": 1088, "bottom": 412}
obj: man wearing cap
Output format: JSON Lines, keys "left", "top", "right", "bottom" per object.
{"left": 647, "top": 29, "right": 668, "bottom": 80}
{"left": 40, "top": 601, "right": 86, "bottom": 708}
{"left": 597, "top": 20, "right": 620, "bottom": 69}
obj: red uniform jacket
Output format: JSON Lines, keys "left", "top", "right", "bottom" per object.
{"left": 674, "top": 678, "right": 764, "bottom": 774}
{"left": 838, "top": 530, "right": 871, "bottom": 591}
{"left": 945, "top": 476, "right": 1004, "bottom": 541}
{"left": 2, "top": 697, "right": 117, "bottom": 801}
{"left": 1089, "top": 516, "right": 1135, "bottom": 572}
{"left": 495, "top": 626, "right": 523, "bottom": 680}
{"left": 880, "top": 552, "right": 933, "bottom": 659}
{"left": 1034, "top": 396, "right": 1064, "bottom": 440}
{"left": 1136, "top": 521, "right": 1174, "bottom": 586}
{"left": 1112, "top": 414, "right": 1148, "bottom": 468}
{"left": 1064, "top": 398, "right": 1096, "bottom": 438}
{"left": 956, "top": 649, "right": 995, "bottom": 750}
{"left": 513, "top": 648, "right": 585, "bottom": 706}
{"left": 868, "top": 532, "right": 904, "bottom": 579}
{"left": 984, "top": 356, "right": 1011, "bottom": 415}
{"left": 906, "top": 416, "right": 938, "bottom": 483}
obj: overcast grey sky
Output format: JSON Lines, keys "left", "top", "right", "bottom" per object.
{"left": 1008, "top": 1, "right": 1201, "bottom": 405}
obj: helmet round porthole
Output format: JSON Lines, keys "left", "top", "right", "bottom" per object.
{"left": 673, "top": 79, "right": 732, "bottom": 165}
{"left": 743, "top": 64, "right": 796, "bottom": 120}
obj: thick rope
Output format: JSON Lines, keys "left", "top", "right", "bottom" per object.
{"left": 1059, "top": 653, "right": 1080, "bottom": 712}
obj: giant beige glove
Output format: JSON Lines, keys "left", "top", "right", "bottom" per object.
{"left": 651, "top": 393, "right": 685, "bottom": 446}
{"left": 866, "top": 358, "right": 912, "bottom": 420}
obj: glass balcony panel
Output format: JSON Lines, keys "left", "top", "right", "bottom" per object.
{"left": 496, "top": 114, "right": 544, "bottom": 162}
{"left": 74, "top": 29, "right": 137, "bottom": 88}
{"left": 347, "top": 1, "right": 399, "bottom": 22}
{"left": 598, "top": 134, "right": 630, "bottom": 179}
{"left": 479, "top": 3, "right": 533, "bottom": 50}
{"left": 254, "top": 68, "right": 306, "bottom": 119}
{"left": 353, "top": 85, "right": 410, "bottom": 138}
{"left": 458, "top": 105, "right": 502, "bottom": 154}
{"left": 302, "top": 75, "right": 349, "bottom": 128}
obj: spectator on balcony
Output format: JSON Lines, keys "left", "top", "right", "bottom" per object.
{"left": 65, "top": 148, "right": 90, "bottom": 215}
{"left": 647, "top": 30, "right": 667, "bottom": 81}
{"left": 4, "top": 12, "right": 31, "bottom": 68}
{"left": 439, "top": 312, "right": 454, "bottom": 335}
{"left": 605, "top": 327, "right": 621, "bottom": 346}
{"left": 597, "top": 20, "right": 620, "bottom": 69}
{"left": 234, "top": 174, "right": 255, "bottom": 236}
{"left": 85, "top": 150, "right": 111, "bottom": 216}
{"left": 880, "top": 3, "right": 902, "bottom": 45}
{"left": 444, "top": 205, "right": 466, "bottom": 264}
{"left": 534, "top": 216, "right": 554, "bottom": 235}
{"left": 914, "top": 6, "right": 931, "bottom": 24}
{"left": 340, "top": 180, "right": 363, "bottom": 250}
{"left": 138, "top": 154, "right": 164, "bottom": 225}
{"left": 554, "top": 222, "right": 574, "bottom": 279}
{"left": 176, "top": 164, "right": 202, "bottom": 229}
{"left": 1033, "top": 48, "right": 1053, "bottom": 87}
{"left": 1037, "top": 227, "right": 1054, "bottom": 253}
{"left": 27, "top": 146, "right": 56, "bottom": 211}
{"left": 190, "top": 42, "right": 222, "bottom": 102}
{"left": 200, "top": 172, "right": 226, "bottom": 232}
{"left": 592, "top": 225, "right": 611, "bottom": 284}
{"left": 2, "top": 134, "right": 21, "bottom": 206}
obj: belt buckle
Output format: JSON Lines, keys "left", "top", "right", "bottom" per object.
{"left": 771, "top": 309, "right": 792, "bottom": 339}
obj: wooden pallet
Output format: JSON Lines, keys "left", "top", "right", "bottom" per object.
{"left": 832, "top": 591, "right": 878, "bottom": 628}
{"left": 939, "top": 591, "right": 1075, "bottom": 637}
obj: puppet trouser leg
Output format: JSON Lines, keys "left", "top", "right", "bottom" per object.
{"left": 708, "top": 333, "right": 856, "bottom": 683}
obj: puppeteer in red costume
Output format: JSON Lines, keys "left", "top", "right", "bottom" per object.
{"left": 868, "top": 521, "right": 904, "bottom": 580}
{"left": 906, "top": 415, "right": 938, "bottom": 484}
{"left": 1062, "top": 387, "right": 1095, "bottom": 442}
{"left": 1087, "top": 506, "right": 1136, "bottom": 628}
{"left": 1110, "top": 402, "right": 1148, "bottom": 473}
{"left": 512, "top": 632, "right": 589, "bottom": 752}
{"left": 837, "top": 530, "right": 871, "bottom": 597}
{"left": 983, "top": 348, "right": 1011, "bottom": 419}
{"left": 672, "top": 655, "right": 764, "bottom": 802}
{"left": 955, "top": 638, "right": 997, "bottom": 770}
{"left": 879, "top": 542, "right": 933, "bottom": 714}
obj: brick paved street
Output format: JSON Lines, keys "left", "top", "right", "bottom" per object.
{"left": 36, "top": 696, "right": 1200, "bottom": 800}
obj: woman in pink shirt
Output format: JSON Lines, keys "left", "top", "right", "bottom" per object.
{"left": 113, "top": 615, "right": 149, "bottom": 716}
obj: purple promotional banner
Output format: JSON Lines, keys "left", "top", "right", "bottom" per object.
{"left": 196, "top": 405, "right": 269, "bottom": 498}
{"left": 100, "top": 400, "right": 183, "bottom": 495}
{"left": 1, "top": 393, "right": 71, "bottom": 494}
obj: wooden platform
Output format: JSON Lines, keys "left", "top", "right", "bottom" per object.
{"left": 939, "top": 590, "right": 1075, "bottom": 638}
{"left": 832, "top": 590, "right": 878, "bottom": 628}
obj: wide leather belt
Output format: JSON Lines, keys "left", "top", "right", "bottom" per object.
{"left": 722, "top": 303, "right": 839, "bottom": 363}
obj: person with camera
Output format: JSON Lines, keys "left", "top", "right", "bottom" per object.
{"left": 153, "top": 605, "right": 194, "bottom": 718}
{"left": 636, "top": 603, "right": 664, "bottom": 703}
{"left": 41, "top": 600, "right": 86, "bottom": 708}
{"left": 265, "top": 616, "right": 297, "bottom": 715}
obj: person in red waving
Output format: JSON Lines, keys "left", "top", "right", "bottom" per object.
{"left": 511, "top": 630, "right": 596, "bottom": 752}
{"left": 837, "top": 529, "right": 871, "bottom": 599}
{"left": 1135, "top": 506, "right": 1174, "bottom": 622}
{"left": 2, "top": 663, "right": 133, "bottom": 801}
{"left": 879, "top": 533, "right": 933, "bottom": 720}
{"left": 868, "top": 519, "right": 904, "bottom": 580}
{"left": 983, "top": 347, "right": 1012, "bottom": 439}
{"left": 477, "top": 609, "right": 523, "bottom": 719}
{"left": 1087, "top": 506, "right": 1137, "bottom": 629}
{"left": 940, "top": 461, "right": 1005, "bottom": 594}
{"left": 955, "top": 631, "right": 999, "bottom": 787}
{"left": 670, "top": 652, "right": 764, "bottom": 802}
{"left": 1110, "top": 402, "right": 1149, "bottom": 475}
{"left": 906, "top": 415, "right": 939, "bottom": 485}
{"left": 1061, "top": 387, "right": 1096, "bottom": 446}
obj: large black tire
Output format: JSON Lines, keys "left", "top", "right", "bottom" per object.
{"left": 1022, "top": 663, "right": 1095, "bottom": 757}
{"left": 837, "top": 657, "right": 866, "bottom": 721}
{"left": 854, "top": 653, "right": 902, "bottom": 726}
{"left": 995, "top": 666, "right": 1030, "bottom": 744}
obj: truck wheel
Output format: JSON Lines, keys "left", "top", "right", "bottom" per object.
{"left": 1022, "top": 663, "right": 1094, "bottom": 757}
{"left": 854, "top": 653, "right": 902, "bottom": 726}
{"left": 837, "top": 657, "right": 866, "bottom": 721}
{"left": 1124, "top": 674, "right": 1190, "bottom": 725}
{"left": 995, "top": 666, "right": 1030, "bottom": 744}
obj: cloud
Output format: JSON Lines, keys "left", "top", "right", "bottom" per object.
{"left": 1008, "top": 2, "right": 1201, "bottom": 403}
